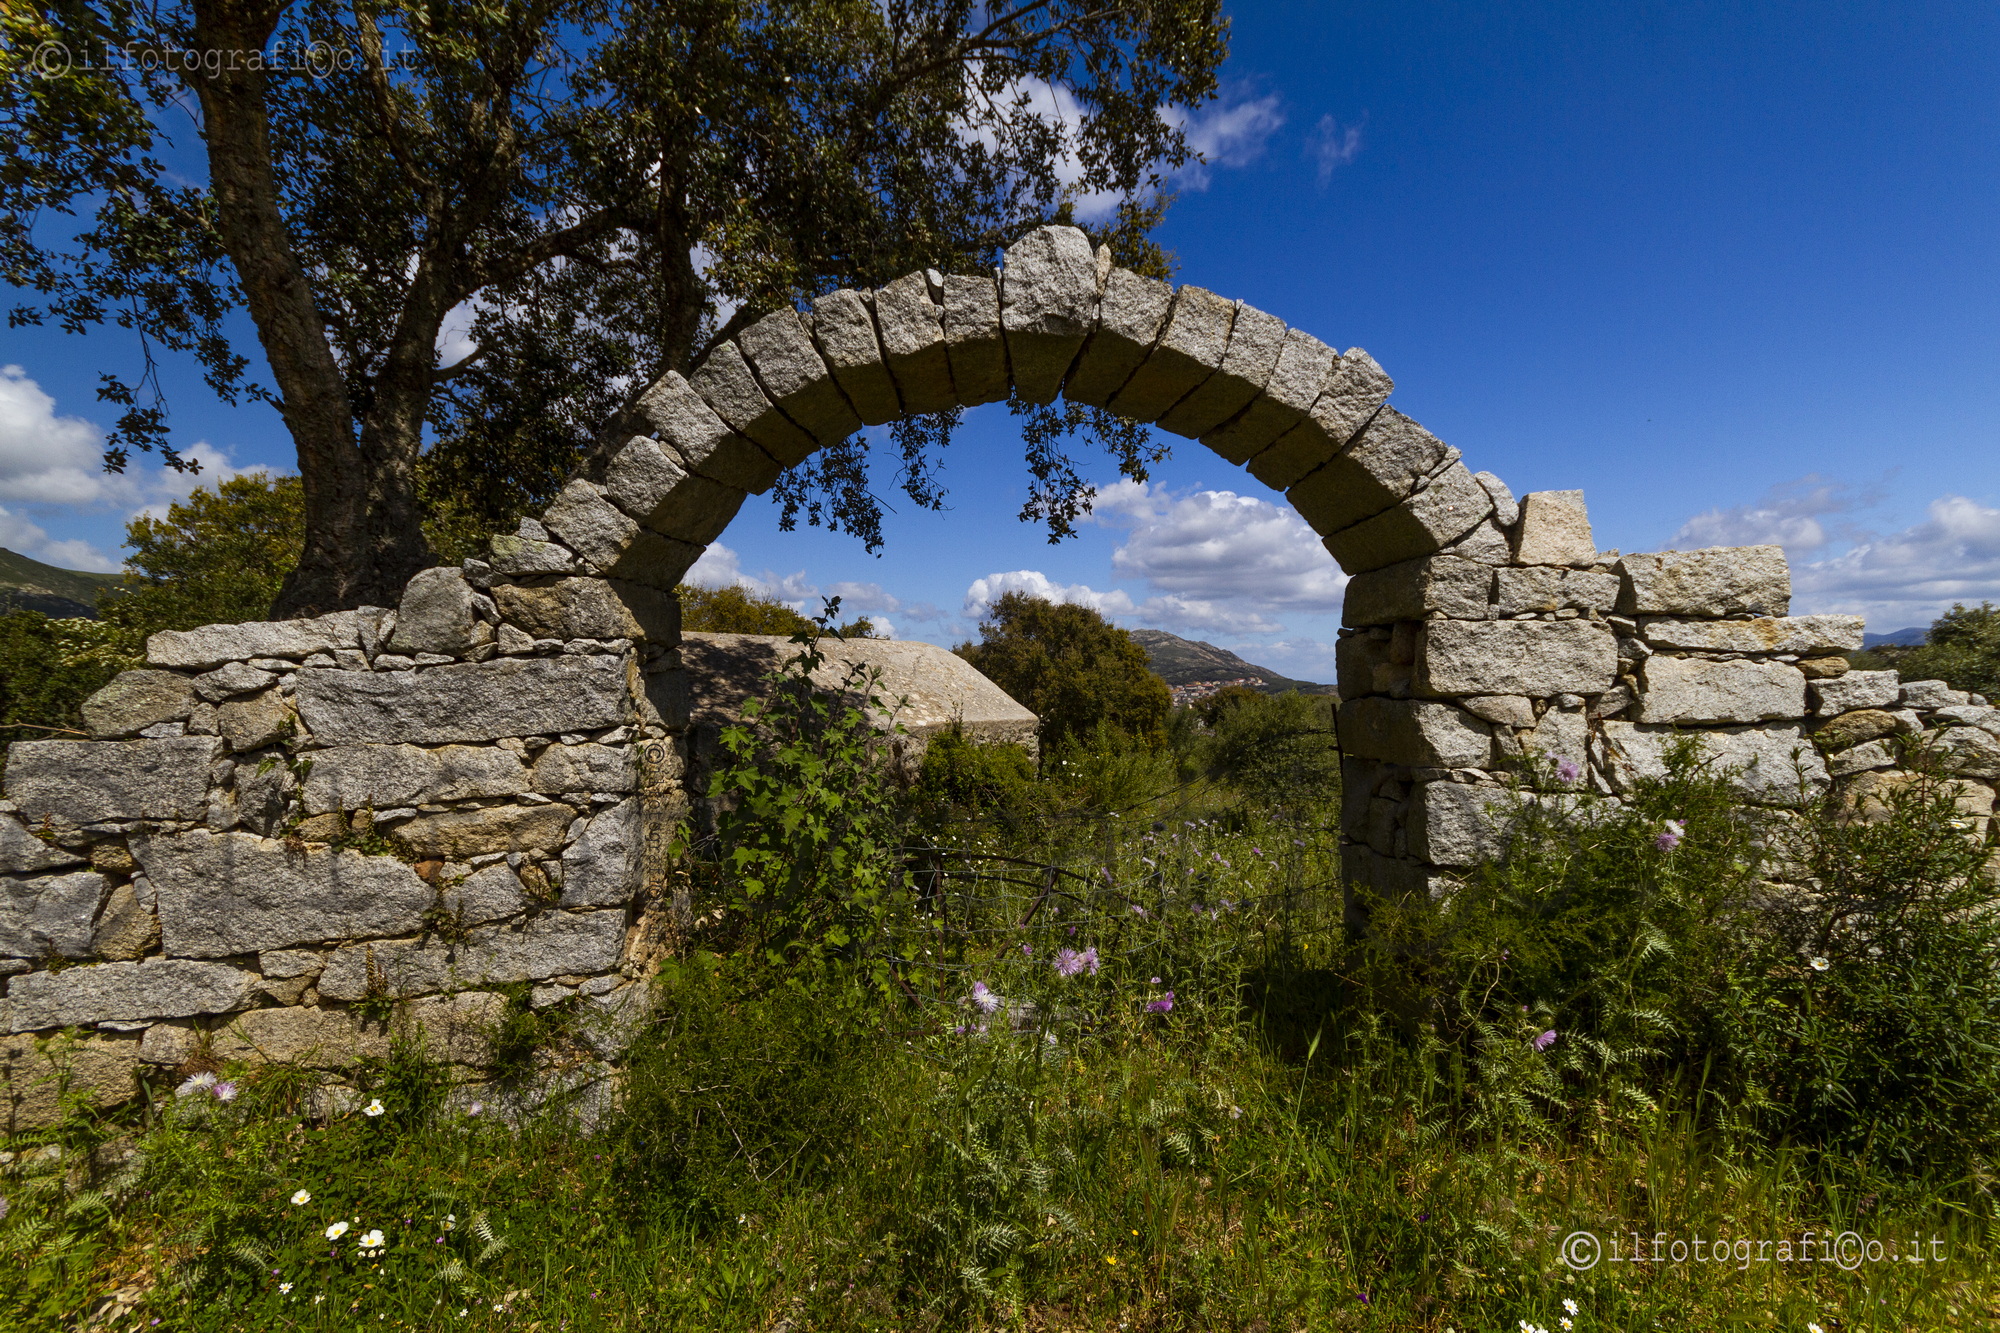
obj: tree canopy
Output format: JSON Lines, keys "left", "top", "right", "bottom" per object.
{"left": 956, "top": 590, "right": 1169, "bottom": 752}
{"left": 4, "top": 0, "right": 1228, "bottom": 615}
{"left": 1888, "top": 602, "right": 2000, "bottom": 701}
{"left": 678, "top": 583, "right": 876, "bottom": 638}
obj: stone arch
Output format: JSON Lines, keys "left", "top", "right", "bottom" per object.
{"left": 499, "top": 223, "right": 1506, "bottom": 597}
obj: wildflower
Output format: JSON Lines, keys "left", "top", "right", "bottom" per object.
{"left": 1556, "top": 758, "right": 1580, "bottom": 784}
{"left": 1229, "top": 1104, "right": 1242, "bottom": 1119}
{"left": 1564, "top": 1298, "right": 1579, "bottom": 1316}
{"left": 1054, "top": 946, "right": 1100, "bottom": 978}
{"left": 1810, "top": 956, "right": 1830, "bottom": 972}
{"left": 326, "top": 1221, "right": 351, "bottom": 1240}
{"left": 971, "top": 982, "right": 1001, "bottom": 1014}
{"left": 1809, "top": 1325, "right": 1824, "bottom": 1333}
{"left": 1533, "top": 1029, "right": 1558, "bottom": 1052}
{"left": 1129, "top": 904, "right": 1148, "bottom": 917}
{"left": 175, "top": 1071, "right": 217, "bottom": 1098}
{"left": 279, "top": 1282, "right": 293, "bottom": 1295}
{"left": 467, "top": 1102, "right": 483, "bottom": 1117}
{"left": 363, "top": 1099, "right": 386, "bottom": 1117}
{"left": 1656, "top": 818, "right": 1685, "bottom": 851}
{"left": 315, "top": 1295, "right": 325, "bottom": 1305}
{"left": 1145, "top": 992, "right": 1175, "bottom": 1015}
{"left": 212, "top": 1080, "right": 238, "bottom": 1102}
{"left": 1021, "top": 943, "right": 1032, "bottom": 957}
{"left": 291, "top": 1189, "right": 312, "bottom": 1205}
{"left": 359, "top": 1228, "right": 386, "bottom": 1255}
{"left": 1560, "top": 1320, "right": 1573, "bottom": 1331}
{"left": 444, "top": 1214, "right": 456, "bottom": 1230}
{"left": 1150, "top": 977, "right": 1161, "bottom": 985}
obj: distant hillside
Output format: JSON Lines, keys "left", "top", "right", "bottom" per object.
{"left": 1864, "top": 627, "right": 1928, "bottom": 649}
{"left": 1129, "top": 628, "right": 1334, "bottom": 697}
{"left": 0, "top": 548, "right": 122, "bottom": 620}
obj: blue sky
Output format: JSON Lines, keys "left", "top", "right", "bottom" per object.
{"left": 4, "top": 1, "right": 1997, "bottom": 679}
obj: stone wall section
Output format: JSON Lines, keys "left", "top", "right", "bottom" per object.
{"left": 6, "top": 222, "right": 1996, "bottom": 1127}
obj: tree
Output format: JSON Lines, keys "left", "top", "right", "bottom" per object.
{"left": 678, "top": 583, "right": 878, "bottom": 637}
{"left": 956, "top": 590, "right": 1168, "bottom": 752}
{"left": 4, "top": 1, "right": 1227, "bottom": 616}
{"left": 1894, "top": 602, "right": 2000, "bottom": 701}
{"left": 99, "top": 471, "right": 306, "bottom": 638}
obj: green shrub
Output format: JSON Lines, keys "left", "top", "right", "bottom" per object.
{"left": 1893, "top": 600, "right": 2000, "bottom": 699}
{"left": 910, "top": 726, "right": 1039, "bottom": 814}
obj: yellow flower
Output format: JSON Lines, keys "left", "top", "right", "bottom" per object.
{"left": 1105, "top": 1255, "right": 1117, "bottom": 1265}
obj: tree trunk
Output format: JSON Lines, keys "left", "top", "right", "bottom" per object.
{"left": 186, "top": 0, "right": 433, "bottom": 618}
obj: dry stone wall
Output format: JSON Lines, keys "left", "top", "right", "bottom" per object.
{"left": 6, "top": 223, "right": 1996, "bottom": 1129}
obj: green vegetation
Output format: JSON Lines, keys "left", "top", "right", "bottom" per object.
{"left": 1856, "top": 602, "right": 2000, "bottom": 700}
{"left": 6, "top": 637, "right": 1997, "bottom": 1330}
{"left": 957, "top": 592, "right": 1173, "bottom": 755}
{"left": 676, "top": 583, "right": 877, "bottom": 638}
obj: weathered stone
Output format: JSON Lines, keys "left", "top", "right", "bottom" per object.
{"left": 1248, "top": 348, "right": 1394, "bottom": 490}
{"left": 1840, "top": 769, "right": 1993, "bottom": 825}
{"left": 386, "top": 567, "right": 478, "bottom": 657}
{"left": 81, "top": 670, "right": 197, "bottom": 739}
{"left": 1521, "top": 707, "right": 1589, "bottom": 778}
{"left": 1461, "top": 695, "right": 1537, "bottom": 728}
{"left": 561, "top": 799, "right": 641, "bottom": 907}
{"left": 1342, "top": 555, "right": 1493, "bottom": 626}
{"left": 1797, "top": 656, "right": 1851, "bottom": 680}
{"left": 394, "top": 804, "right": 574, "bottom": 860}
{"left": 443, "top": 863, "right": 530, "bottom": 927}
{"left": 303, "top": 744, "right": 529, "bottom": 814}
{"left": 686, "top": 339, "right": 819, "bottom": 465}
{"left": 133, "top": 830, "right": 433, "bottom": 957}
{"left": 399, "top": 991, "right": 506, "bottom": 1065}
{"left": 492, "top": 577, "right": 678, "bottom": 643}
{"left": 1340, "top": 843, "right": 1454, "bottom": 905}
{"left": 873, "top": 271, "right": 956, "bottom": 415}
{"left": 1512, "top": 491, "right": 1596, "bottom": 565}
{"left": 810, "top": 288, "right": 900, "bottom": 423}
{"left": 1334, "top": 632, "right": 1391, "bottom": 700}
{"left": 315, "top": 910, "right": 627, "bottom": 1000}
{"left": 999, "top": 225, "right": 1100, "bottom": 404}
{"left": 532, "top": 743, "right": 637, "bottom": 794}
{"left": 1064, "top": 267, "right": 1173, "bottom": 409}
{"left": 542, "top": 480, "right": 703, "bottom": 586}
{"left": 599, "top": 435, "right": 747, "bottom": 545}
{"left": 218, "top": 688, "right": 292, "bottom": 752}
{"left": 1440, "top": 516, "right": 1513, "bottom": 565}
{"left": 1934, "top": 726, "right": 2000, "bottom": 779}
{"left": 1934, "top": 704, "right": 2000, "bottom": 737}
{"left": 0, "top": 815, "right": 86, "bottom": 875}
{"left": 1338, "top": 698, "right": 1492, "bottom": 768}
{"left": 1204, "top": 328, "right": 1340, "bottom": 465}
{"left": 202, "top": 1005, "right": 388, "bottom": 1069}
{"left": 0, "top": 871, "right": 104, "bottom": 959}
{"left": 1108, "top": 285, "right": 1234, "bottom": 423}
{"left": 90, "top": 880, "right": 156, "bottom": 961}
{"left": 1473, "top": 471, "right": 1519, "bottom": 528}
{"left": 2, "top": 1032, "right": 141, "bottom": 1131}
{"left": 1828, "top": 739, "right": 1896, "bottom": 777}
{"left": 1288, "top": 408, "right": 1458, "bottom": 536}
{"left": 295, "top": 656, "right": 628, "bottom": 744}
{"left": 193, "top": 661, "right": 275, "bottom": 702}
{"left": 487, "top": 533, "right": 579, "bottom": 576}
{"left": 1616, "top": 546, "right": 1791, "bottom": 617}
{"left": 1414, "top": 618, "right": 1618, "bottom": 699}
{"left": 1639, "top": 615, "right": 1864, "bottom": 655}
{"left": 1902, "top": 679, "right": 1969, "bottom": 710}
{"left": 146, "top": 612, "right": 361, "bottom": 670}
{"left": 619, "top": 370, "right": 784, "bottom": 495}
{"left": 259, "top": 949, "right": 321, "bottom": 979}
{"left": 1599, "top": 721, "right": 1829, "bottom": 803}
{"left": 1634, "top": 657, "right": 1807, "bottom": 725}
{"left": 6, "top": 958, "right": 256, "bottom": 1031}
{"left": 1810, "top": 669, "right": 1901, "bottom": 716}
{"left": 1157, "top": 302, "right": 1287, "bottom": 438}
{"left": 1492, "top": 567, "right": 1621, "bottom": 615}
{"left": 1407, "top": 782, "right": 1524, "bottom": 867}
{"left": 942, "top": 273, "right": 1009, "bottom": 406}
{"left": 1817, "top": 709, "right": 1899, "bottom": 749}
{"left": 738, "top": 308, "right": 864, "bottom": 444}
{"left": 5, "top": 737, "right": 219, "bottom": 826}
{"left": 1321, "top": 462, "right": 1494, "bottom": 573}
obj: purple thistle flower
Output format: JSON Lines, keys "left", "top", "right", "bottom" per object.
{"left": 1054, "top": 948, "right": 1086, "bottom": 978}
{"left": 1021, "top": 942, "right": 1032, "bottom": 957}
{"left": 1555, "top": 758, "right": 1581, "bottom": 784}
{"left": 212, "top": 1080, "right": 238, "bottom": 1102}
{"left": 971, "top": 981, "right": 1001, "bottom": 1013}
{"left": 1145, "top": 992, "right": 1175, "bottom": 1014}
{"left": 1533, "top": 1029, "right": 1558, "bottom": 1052}
{"left": 1656, "top": 818, "right": 1685, "bottom": 851}
{"left": 1081, "top": 946, "right": 1100, "bottom": 975}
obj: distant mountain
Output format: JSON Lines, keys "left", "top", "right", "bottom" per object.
{"left": 1864, "top": 627, "right": 1929, "bottom": 649}
{"left": 0, "top": 548, "right": 122, "bottom": 620}
{"left": 1128, "top": 628, "right": 1334, "bottom": 696}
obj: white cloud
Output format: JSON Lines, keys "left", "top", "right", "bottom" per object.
{"left": 1792, "top": 494, "right": 2000, "bottom": 630}
{"left": 963, "top": 569, "right": 1137, "bottom": 620}
{"left": 1305, "top": 115, "right": 1364, "bottom": 185}
{"left": 1669, "top": 475, "right": 1882, "bottom": 554}
{"left": 0, "top": 364, "right": 118, "bottom": 506}
{"left": 0, "top": 506, "right": 119, "bottom": 572}
{"left": 1165, "top": 91, "right": 1286, "bottom": 190}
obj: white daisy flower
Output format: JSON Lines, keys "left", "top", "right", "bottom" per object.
{"left": 291, "top": 1189, "right": 312, "bottom": 1205}
{"left": 363, "top": 1098, "right": 386, "bottom": 1117}
{"left": 325, "top": 1220, "right": 351, "bottom": 1240}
